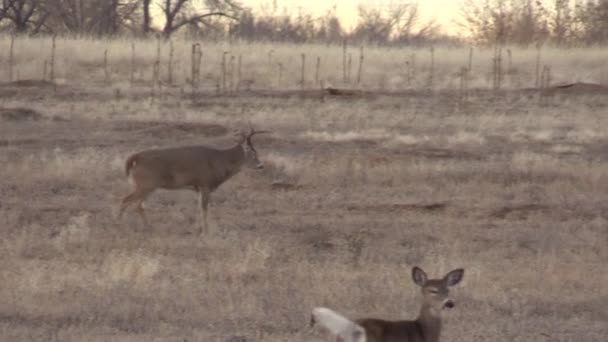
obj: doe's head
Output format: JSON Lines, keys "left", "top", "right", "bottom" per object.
{"left": 412, "top": 266, "right": 464, "bottom": 314}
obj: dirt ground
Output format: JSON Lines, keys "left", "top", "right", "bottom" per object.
{"left": 1, "top": 81, "right": 607, "bottom": 342}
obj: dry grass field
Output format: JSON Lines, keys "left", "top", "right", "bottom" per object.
{"left": 1, "top": 38, "right": 607, "bottom": 342}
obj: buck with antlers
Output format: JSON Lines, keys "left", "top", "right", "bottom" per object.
{"left": 311, "top": 266, "right": 465, "bottom": 342}
{"left": 118, "top": 124, "right": 270, "bottom": 234}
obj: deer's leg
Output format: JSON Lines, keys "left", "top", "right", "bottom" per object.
{"left": 198, "top": 189, "right": 210, "bottom": 235}
{"left": 135, "top": 197, "right": 151, "bottom": 228}
{"left": 118, "top": 191, "right": 140, "bottom": 219}
{"left": 124, "top": 188, "right": 152, "bottom": 228}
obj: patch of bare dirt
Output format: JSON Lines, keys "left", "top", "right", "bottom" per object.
{"left": 346, "top": 202, "right": 448, "bottom": 213}
{"left": 110, "top": 121, "right": 228, "bottom": 137}
{"left": 270, "top": 182, "right": 304, "bottom": 191}
{"left": 0, "top": 80, "right": 56, "bottom": 88}
{"left": 0, "top": 107, "right": 44, "bottom": 121}
{"left": 552, "top": 82, "right": 608, "bottom": 94}
{"left": 490, "top": 203, "right": 550, "bottom": 220}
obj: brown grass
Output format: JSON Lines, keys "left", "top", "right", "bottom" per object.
{"left": 0, "top": 38, "right": 607, "bottom": 342}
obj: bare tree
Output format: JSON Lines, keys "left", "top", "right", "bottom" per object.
{"left": 43, "top": 0, "right": 139, "bottom": 35}
{"left": 352, "top": 2, "right": 435, "bottom": 44}
{"left": 459, "top": 0, "right": 550, "bottom": 45}
{"left": 550, "top": 0, "right": 573, "bottom": 45}
{"left": 142, "top": 0, "right": 151, "bottom": 34}
{"left": 573, "top": 0, "right": 608, "bottom": 44}
{"left": 159, "top": 0, "right": 240, "bottom": 37}
{"left": 1, "top": 0, "right": 49, "bottom": 33}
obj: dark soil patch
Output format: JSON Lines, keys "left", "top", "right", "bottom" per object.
{"left": 552, "top": 82, "right": 608, "bottom": 94}
{"left": 491, "top": 203, "right": 550, "bottom": 220}
{"left": 347, "top": 202, "right": 448, "bottom": 213}
{"left": 110, "top": 121, "right": 229, "bottom": 137}
{"left": 0, "top": 107, "right": 45, "bottom": 121}
{"left": 1, "top": 80, "right": 56, "bottom": 88}
{"left": 270, "top": 182, "right": 304, "bottom": 191}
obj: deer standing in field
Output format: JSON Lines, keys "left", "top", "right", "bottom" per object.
{"left": 311, "top": 267, "right": 464, "bottom": 342}
{"left": 118, "top": 124, "right": 269, "bottom": 234}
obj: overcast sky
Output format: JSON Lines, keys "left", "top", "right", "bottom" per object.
{"left": 239, "top": 0, "right": 463, "bottom": 33}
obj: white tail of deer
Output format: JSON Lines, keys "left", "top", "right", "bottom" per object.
{"left": 311, "top": 267, "right": 464, "bottom": 342}
{"left": 118, "top": 123, "right": 270, "bottom": 234}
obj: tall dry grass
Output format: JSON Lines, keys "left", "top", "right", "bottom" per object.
{"left": 1, "top": 36, "right": 608, "bottom": 90}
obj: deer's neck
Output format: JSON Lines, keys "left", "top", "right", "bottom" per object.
{"left": 416, "top": 305, "right": 442, "bottom": 342}
{"left": 226, "top": 143, "right": 247, "bottom": 169}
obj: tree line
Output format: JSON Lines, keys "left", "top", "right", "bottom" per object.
{"left": 1, "top": 0, "right": 607, "bottom": 46}
{"left": 461, "top": 0, "right": 608, "bottom": 46}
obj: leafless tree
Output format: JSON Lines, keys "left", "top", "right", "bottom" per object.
{"left": 42, "top": 0, "right": 139, "bottom": 35}
{"left": 0, "top": 0, "right": 49, "bottom": 33}
{"left": 459, "top": 0, "right": 553, "bottom": 46}
{"left": 159, "top": 0, "right": 240, "bottom": 37}
{"left": 351, "top": 2, "right": 437, "bottom": 44}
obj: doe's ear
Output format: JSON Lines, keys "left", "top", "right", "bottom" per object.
{"left": 412, "top": 266, "right": 428, "bottom": 287}
{"left": 444, "top": 269, "right": 464, "bottom": 287}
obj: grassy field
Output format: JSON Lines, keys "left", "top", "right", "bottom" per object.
{"left": 0, "top": 38, "right": 607, "bottom": 342}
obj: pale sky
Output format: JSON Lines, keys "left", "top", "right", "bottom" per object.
{"left": 241, "top": 0, "right": 463, "bottom": 33}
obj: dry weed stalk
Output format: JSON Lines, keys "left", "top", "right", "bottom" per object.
{"left": 268, "top": 49, "right": 274, "bottom": 88}
{"left": 411, "top": 53, "right": 416, "bottom": 86}
{"left": 153, "top": 36, "right": 161, "bottom": 94}
{"left": 535, "top": 42, "right": 542, "bottom": 88}
{"left": 222, "top": 51, "right": 228, "bottom": 93}
{"left": 406, "top": 53, "right": 416, "bottom": 87}
{"left": 277, "top": 62, "right": 283, "bottom": 88}
{"left": 347, "top": 53, "right": 352, "bottom": 84}
{"left": 190, "top": 43, "right": 202, "bottom": 97}
{"left": 468, "top": 46, "right": 473, "bottom": 73}
{"left": 492, "top": 44, "right": 503, "bottom": 91}
{"left": 168, "top": 40, "right": 174, "bottom": 85}
{"left": 357, "top": 46, "right": 364, "bottom": 86}
{"left": 300, "top": 53, "right": 306, "bottom": 90}
{"left": 152, "top": 60, "right": 161, "bottom": 99}
{"left": 50, "top": 35, "right": 56, "bottom": 86}
{"left": 42, "top": 60, "right": 48, "bottom": 81}
{"left": 540, "top": 65, "right": 552, "bottom": 106}
{"left": 405, "top": 60, "right": 411, "bottom": 87}
{"left": 130, "top": 42, "right": 135, "bottom": 88}
{"left": 342, "top": 38, "right": 347, "bottom": 84}
{"left": 103, "top": 49, "right": 109, "bottom": 84}
{"left": 459, "top": 66, "right": 469, "bottom": 108}
{"left": 315, "top": 56, "right": 321, "bottom": 87}
{"left": 237, "top": 55, "right": 242, "bottom": 93}
{"left": 229, "top": 55, "right": 235, "bottom": 93}
{"left": 428, "top": 46, "right": 435, "bottom": 88}
{"left": 8, "top": 34, "right": 15, "bottom": 82}
{"left": 155, "top": 35, "right": 161, "bottom": 68}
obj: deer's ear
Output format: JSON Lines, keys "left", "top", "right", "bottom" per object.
{"left": 444, "top": 269, "right": 464, "bottom": 287}
{"left": 412, "top": 267, "right": 427, "bottom": 287}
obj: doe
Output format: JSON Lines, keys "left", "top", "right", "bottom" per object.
{"left": 311, "top": 266, "right": 465, "bottom": 342}
{"left": 118, "top": 124, "right": 269, "bottom": 234}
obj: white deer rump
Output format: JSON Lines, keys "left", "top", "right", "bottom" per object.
{"left": 312, "top": 307, "right": 367, "bottom": 342}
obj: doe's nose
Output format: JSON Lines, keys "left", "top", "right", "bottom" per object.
{"left": 444, "top": 300, "right": 455, "bottom": 309}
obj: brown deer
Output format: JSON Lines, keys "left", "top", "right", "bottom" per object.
{"left": 118, "top": 124, "right": 269, "bottom": 234}
{"left": 311, "top": 267, "right": 464, "bottom": 342}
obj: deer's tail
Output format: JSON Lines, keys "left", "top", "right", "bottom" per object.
{"left": 125, "top": 153, "right": 139, "bottom": 177}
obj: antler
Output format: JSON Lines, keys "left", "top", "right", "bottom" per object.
{"left": 246, "top": 121, "right": 271, "bottom": 139}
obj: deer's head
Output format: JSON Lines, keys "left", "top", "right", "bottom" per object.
{"left": 235, "top": 123, "right": 270, "bottom": 170}
{"left": 412, "top": 266, "right": 464, "bottom": 316}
